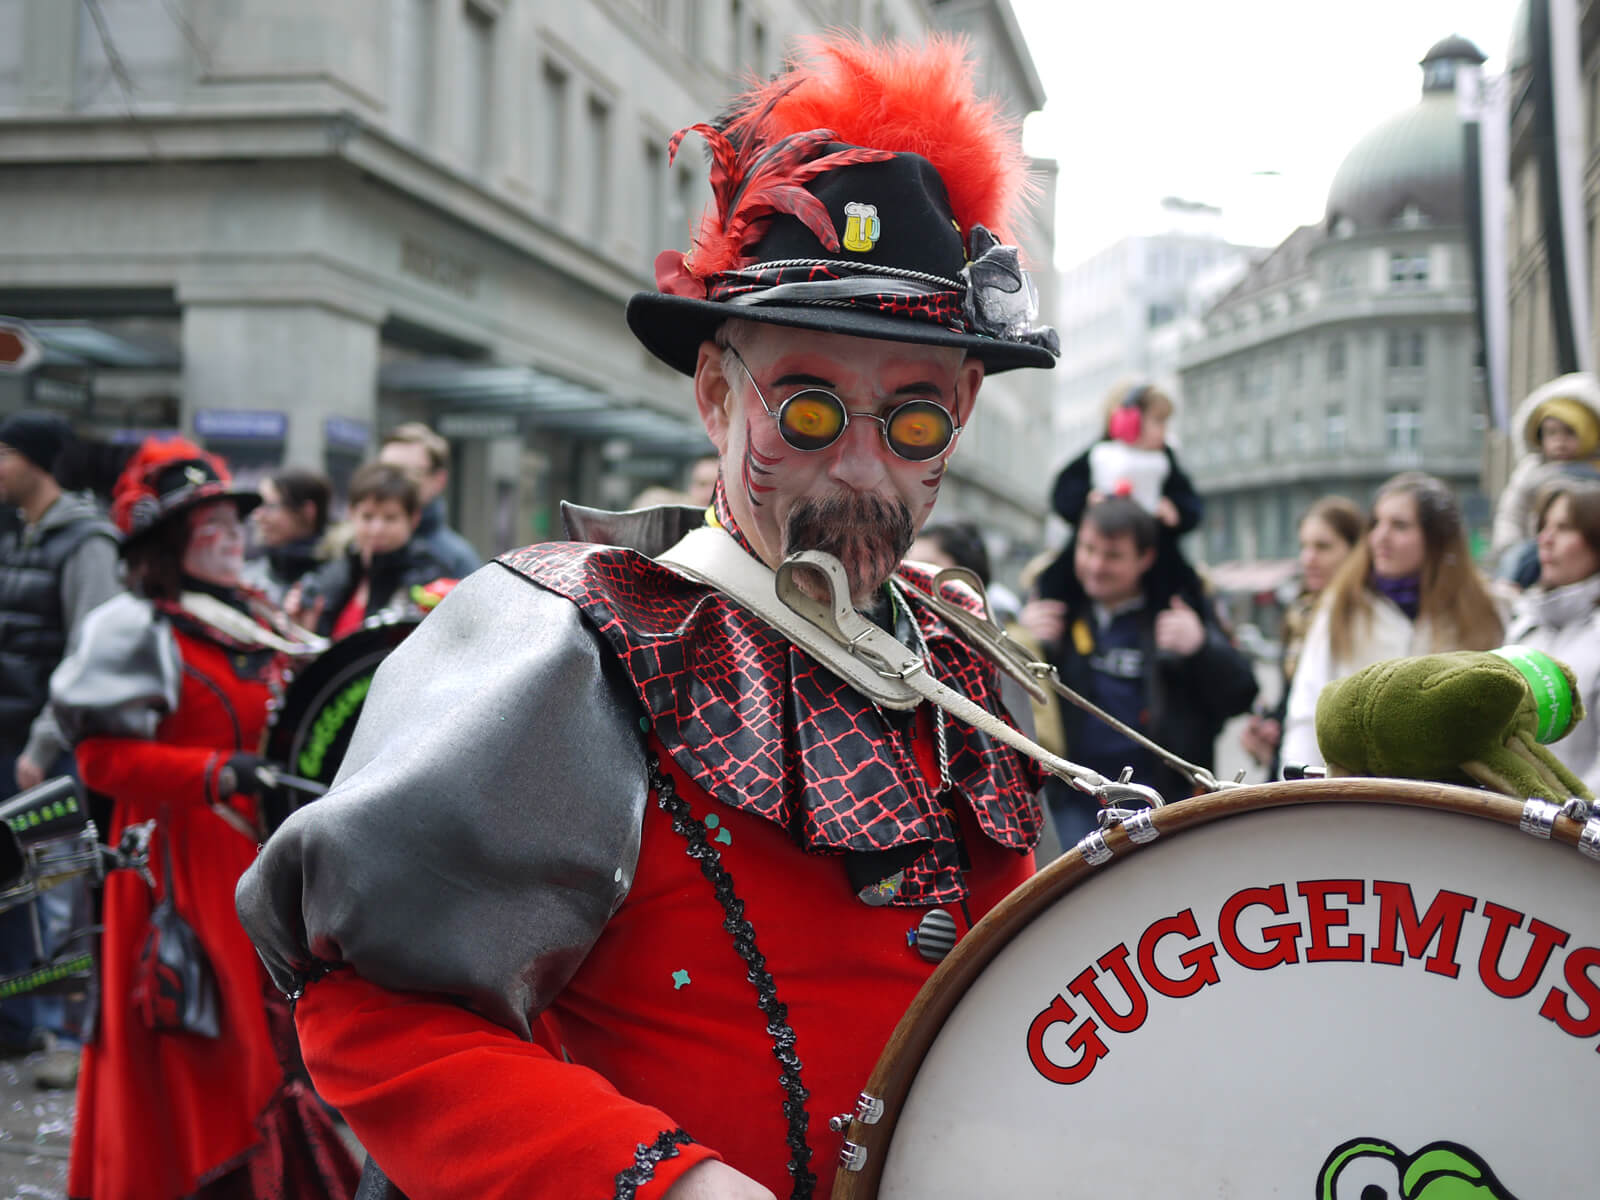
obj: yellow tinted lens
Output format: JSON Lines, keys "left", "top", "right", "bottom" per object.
{"left": 887, "top": 403, "right": 952, "bottom": 459}
{"left": 781, "top": 393, "right": 845, "bottom": 450}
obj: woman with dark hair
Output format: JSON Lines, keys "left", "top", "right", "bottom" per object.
{"left": 246, "top": 466, "right": 333, "bottom": 602}
{"left": 1240, "top": 495, "right": 1365, "bottom": 776}
{"left": 48, "top": 437, "right": 356, "bottom": 1199}
{"left": 1281, "top": 472, "right": 1504, "bottom": 773}
{"left": 1503, "top": 481, "right": 1600, "bottom": 793}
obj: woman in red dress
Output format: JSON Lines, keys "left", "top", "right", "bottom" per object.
{"left": 51, "top": 438, "right": 358, "bottom": 1200}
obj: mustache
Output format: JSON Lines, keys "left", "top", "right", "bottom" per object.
{"left": 783, "top": 492, "right": 914, "bottom": 599}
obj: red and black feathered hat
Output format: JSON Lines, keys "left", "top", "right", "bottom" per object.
{"left": 111, "top": 435, "right": 260, "bottom": 552}
{"left": 626, "top": 36, "right": 1059, "bottom": 375}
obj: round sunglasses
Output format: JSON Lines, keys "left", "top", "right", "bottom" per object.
{"left": 727, "top": 347, "right": 962, "bottom": 463}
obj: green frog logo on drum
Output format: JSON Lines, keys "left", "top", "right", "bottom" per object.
{"left": 1318, "top": 1138, "right": 1519, "bottom": 1199}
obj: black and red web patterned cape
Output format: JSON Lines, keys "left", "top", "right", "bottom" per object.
{"left": 279, "top": 495, "right": 1043, "bottom": 1200}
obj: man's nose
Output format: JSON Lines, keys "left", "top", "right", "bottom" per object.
{"left": 826, "top": 416, "right": 891, "bottom": 488}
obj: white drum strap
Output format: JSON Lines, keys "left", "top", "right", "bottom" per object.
{"left": 656, "top": 527, "right": 1142, "bottom": 802}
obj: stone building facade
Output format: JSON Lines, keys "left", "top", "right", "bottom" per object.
{"left": 1178, "top": 36, "right": 1490, "bottom": 568}
{"left": 0, "top": 0, "right": 1056, "bottom": 554}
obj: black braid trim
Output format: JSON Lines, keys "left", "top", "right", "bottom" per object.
{"left": 648, "top": 754, "right": 818, "bottom": 1200}
{"left": 614, "top": 1127, "right": 696, "bottom": 1200}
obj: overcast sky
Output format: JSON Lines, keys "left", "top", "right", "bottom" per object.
{"left": 1008, "top": 0, "right": 1520, "bottom": 267}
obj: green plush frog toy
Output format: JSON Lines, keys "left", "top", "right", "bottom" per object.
{"left": 1314, "top": 646, "right": 1591, "bottom": 803}
{"left": 1318, "top": 1138, "right": 1519, "bottom": 1199}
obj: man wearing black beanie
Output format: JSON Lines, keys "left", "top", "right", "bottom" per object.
{"left": 0, "top": 410, "right": 120, "bottom": 1073}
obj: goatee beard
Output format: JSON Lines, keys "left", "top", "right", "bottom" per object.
{"left": 783, "top": 492, "right": 914, "bottom": 609}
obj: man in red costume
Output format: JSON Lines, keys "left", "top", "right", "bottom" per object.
{"left": 239, "top": 35, "right": 1058, "bottom": 1200}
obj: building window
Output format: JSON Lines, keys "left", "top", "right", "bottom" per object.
{"left": 540, "top": 62, "right": 570, "bottom": 217}
{"left": 1147, "top": 302, "right": 1176, "bottom": 329}
{"left": 642, "top": 138, "right": 666, "bottom": 268}
{"left": 1329, "top": 260, "right": 1355, "bottom": 290}
{"left": 1326, "top": 404, "right": 1346, "bottom": 453}
{"left": 751, "top": 20, "right": 768, "bottom": 77}
{"left": 1389, "top": 251, "right": 1428, "bottom": 288}
{"left": 1326, "top": 338, "right": 1346, "bottom": 380}
{"left": 1386, "top": 329, "right": 1425, "bottom": 369}
{"left": 1386, "top": 401, "right": 1422, "bottom": 452}
{"left": 1290, "top": 350, "right": 1304, "bottom": 385}
{"left": 730, "top": 0, "right": 744, "bottom": 69}
{"left": 391, "top": 0, "right": 435, "bottom": 145}
{"left": 683, "top": 0, "right": 700, "bottom": 56}
{"left": 459, "top": 3, "right": 495, "bottom": 172}
{"left": 1292, "top": 413, "right": 1308, "bottom": 453}
{"left": 586, "top": 95, "right": 612, "bottom": 240}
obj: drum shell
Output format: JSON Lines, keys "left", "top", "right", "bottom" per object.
{"left": 263, "top": 616, "right": 418, "bottom": 831}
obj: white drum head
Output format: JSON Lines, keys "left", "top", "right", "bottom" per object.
{"left": 839, "top": 782, "right": 1600, "bottom": 1198}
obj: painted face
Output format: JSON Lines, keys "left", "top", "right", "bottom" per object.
{"left": 1298, "top": 515, "right": 1355, "bottom": 595}
{"left": 1073, "top": 521, "right": 1155, "bottom": 608}
{"left": 699, "top": 326, "right": 983, "bottom": 608}
{"left": 1368, "top": 491, "right": 1427, "bottom": 580}
{"left": 1537, "top": 494, "right": 1600, "bottom": 589}
{"left": 1539, "top": 416, "right": 1582, "bottom": 462}
{"left": 182, "top": 501, "right": 246, "bottom": 587}
{"left": 350, "top": 496, "right": 417, "bottom": 564}
{"left": 251, "top": 479, "right": 310, "bottom": 548}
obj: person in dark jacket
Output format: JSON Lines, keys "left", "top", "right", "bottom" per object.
{"left": 1018, "top": 496, "right": 1258, "bottom": 846}
{"left": 0, "top": 411, "right": 121, "bottom": 1070}
{"left": 378, "top": 422, "right": 480, "bottom": 576}
{"left": 295, "top": 462, "right": 450, "bottom": 639}
{"left": 244, "top": 465, "right": 333, "bottom": 602}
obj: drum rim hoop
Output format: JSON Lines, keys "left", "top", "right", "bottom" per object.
{"left": 831, "top": 778, "right": 1584, "bottom": 1198}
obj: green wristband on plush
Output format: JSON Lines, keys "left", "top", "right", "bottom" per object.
{"left": 1492, "top": 645, "right": 1576, "bottom": 744}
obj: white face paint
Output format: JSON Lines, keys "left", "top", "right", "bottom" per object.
{"left": 182, "top": 500, "right": 246, "bottom": 587}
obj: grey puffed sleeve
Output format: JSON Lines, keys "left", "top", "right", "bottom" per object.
{"left": 49, "top": 593, "right": 181, "bottom": 744}
{"left": 236, "top": 564, "right": 649, "bottom": 1040}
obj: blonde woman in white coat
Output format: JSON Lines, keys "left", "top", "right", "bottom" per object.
{"left": 1503, "top": 482, "right": 1600, "bottom": 795}
{"left": 1282, "top": 473, "right": 1504, "bottom": 774}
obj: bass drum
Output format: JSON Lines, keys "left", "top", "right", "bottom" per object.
{"left": 833, "top": 779, "right": 1600, "bottom": 1198}
{"left": 262, "top": 615, "right": 419, "bottom": 832}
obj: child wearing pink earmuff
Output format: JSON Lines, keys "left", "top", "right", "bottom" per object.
{"left": 1033, "top": 378, "right": 1209, "bottom": 628}
{"left": 1056, "top": 379, "right": 1201, "bottom": 538}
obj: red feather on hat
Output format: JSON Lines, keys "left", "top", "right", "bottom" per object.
{"left": 661, "top": 34, "right": 1031, "bottom": 289}
{"left": 111, "top": 435, "right": 231, "bottom": 535}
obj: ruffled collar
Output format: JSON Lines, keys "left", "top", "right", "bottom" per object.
{"left": 499, "top": 488, "right": 1042, "bottom": 906}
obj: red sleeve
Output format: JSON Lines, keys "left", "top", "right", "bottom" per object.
{"left": 75, "top": 736, "right": 221, "bottom": 805}
{"left": 295, "top": 970, "right": 720, "bottom": 1200}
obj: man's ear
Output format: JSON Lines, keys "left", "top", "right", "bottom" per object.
{"left": 953, "top": 356, "right": 986, "bottom": 425}
{"left": 694, "top": 341, "right": 736, "bottom": 455}
{"left": 1137, "top": 545, "right": 1157, "bottom": 577}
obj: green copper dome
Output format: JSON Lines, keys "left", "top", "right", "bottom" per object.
{"left": 1324, "top": 36, "right": 1486, "bottom": 235}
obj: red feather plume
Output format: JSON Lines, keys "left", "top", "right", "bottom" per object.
{"left": 669, "top": 34, "right": 1031, "bottom": 283}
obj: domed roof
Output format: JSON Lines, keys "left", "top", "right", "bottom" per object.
{"left": 1324, "top": 37, "right": 1485, "bottom": 235}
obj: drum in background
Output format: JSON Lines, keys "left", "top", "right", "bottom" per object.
{"left": 262, "top": 615, "right": 419, "bottom": 832}
{"left": 833, "top": 779, "right": 1600, "bottom": 1198}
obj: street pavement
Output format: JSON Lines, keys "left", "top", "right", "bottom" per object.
{"left": 0, "top": 1048, "right": 70, "bottom": 1199}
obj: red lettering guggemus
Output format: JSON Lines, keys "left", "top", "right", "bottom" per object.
{"left": 1026, "top": 878, "right": 1600, "bottom": 1084}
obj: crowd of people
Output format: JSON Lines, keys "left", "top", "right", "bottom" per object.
{"left": 0, "top": 30, "right": 1595, "bottom": 1200}
{"left": 0, "top": 412, "right": 480, "bottom": 1196}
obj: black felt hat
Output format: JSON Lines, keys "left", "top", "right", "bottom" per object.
{"left": 111, "top": 436, "right": 260, "bottom": 551}
{"left": 626, "top": 37, "right": 1059, "bottom": 376}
